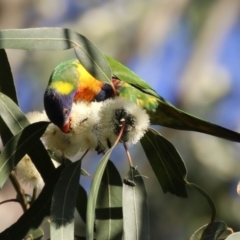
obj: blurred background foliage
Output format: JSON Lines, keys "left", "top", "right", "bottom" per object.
{"left": 1, "top": 0, "right": 240, "bottom": 239}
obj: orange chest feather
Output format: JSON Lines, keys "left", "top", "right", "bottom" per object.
{"left": 74, "top": 78, "right": 103, "bottom": 102}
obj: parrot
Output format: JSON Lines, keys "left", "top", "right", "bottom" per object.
{"left": 44, "top": 57, "right": 240, "bottom": 142}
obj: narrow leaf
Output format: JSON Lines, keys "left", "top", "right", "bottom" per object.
{"left": 0, "top": 49, "right": 18, "bottom": 145}
{"left": 76, "top": 184, "right": 88, "bottom": 224}
{"left": 0, "top": 121, "right": 50, "bottom": 188}
{"left": 95, "top": 160, "right": 123, "bottom": 240}
{"left": 190, "top": 221, "right": 233, "bottom": 240}
{"left": 0, "top": 165, "right": 64, "bottom": 240}
{"left": 225, "top": 233, "right": 240, "bottom": 240}
{"left": 0, "top": 93, "right": 29, "bottom": 132}
{"left": 86, "top": 147, "right": 115, "bottom": 240}
{"left": 0, "top": 93, "right": 55, "bottom": 181}
{"left": 123, "top": 167, "right": 150, "bottom": 240}
{"left": 50, "top": 160, "right": 81, "bottom": 240}
{"left": 141, "top": 128, "right": 187, "bottom": 197}
{"left": 0, "top": 117, "right": 12, "bottom": 147}
{"left": 0, "top": 49, "right": 18, "bottom": 104}
{"left": 0, "top": 28, "right": 112, "bottom": 84}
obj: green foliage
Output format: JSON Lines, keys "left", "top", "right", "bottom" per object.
{"left": 96, "top": 160, "right": 123, "bottom": 240}
{"left": 141, "top": 128, "right": 187, "bottom": 197}
{"left": 123, "top": 167, "right": 150, "bottom": 240}
{"left": 190, "top": 221, "right": 233, "bottom": 240}
{"left": 0, "top": 28, "right": 112, "bottom": 86}
{"left": 0, "top": 28, "right": 238, "bottom": 240}
{"left": 0, "top": 121, "right": 49, "bottom": 188}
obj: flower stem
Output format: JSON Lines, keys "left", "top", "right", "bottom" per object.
{"left": 10, "top": 171, "right": 29, "bottom": 212}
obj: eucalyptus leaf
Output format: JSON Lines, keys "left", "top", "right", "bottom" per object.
{"left": 0, "top": 93, "right": 29, "bottom": 132}
{"left": 225, "top": 233, "right": 240, "bottom": 240}
{"left": 86, "top": 147, "right": 115, "bottom": 240}
{"left": 0, "top": 49, "right": 18, "bottom": 104}
{"left": 50, "top": 160, "right": 81, "bottom": 240}
{"left": 76, "top": 184, "right": 88, "bottom": 224}
{"left": 0, "top": 28, "right": 112, "bottom": 85}
{"left": 123, "top": 167, "right": 150, "bottom": 240}
{"left": 0, "top": 165, "right": 64, "bottom": 240}
{"left": 0, "top": 49, "right": 19, "bottom": 145}
{"left": 190, "top": 221, "right": 233, "bottom": 240}
{"left": 0, "top": 117, "right": 12, "bottom": 147}
{"left": 0, "top": 93, "right": 55, "bottom": 181}
{"left": 96, "top": 160, "right": 123, "bottom": 240}
{"left": 0, "top": 121, "right": 50, "bottom": 188}
{"left": 141, "top": 128, "right": 187, "bottom": 197}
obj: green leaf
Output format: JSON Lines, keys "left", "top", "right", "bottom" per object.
{"left": 140, "top": 128, "right": 187, "bottom": 198}
{"left": 225, "top": 233, "right": 240, "bottom": 240}
{"left": 0, "top": 49, "right": 18, "bottom": 145}
{"left": 76, "top": 184, "right": 88, "bottom": 224}
{"left": 50, "top": 160, "right": 81, "bottom": 240}
{"left": 0, "top": 49, "right": 18, "bottom": 104}
{"left": 122, "top": 167, "right": 150, "bottom": 240}
{"left": 0, "top": 121, "right": 50, "bottom": 188}
{"left": 190, "top": 221, "right": 233, "bottom": 240}
{"left": 95, "top": 160, "right": 123, "bottom": 240}
{"left": 0, "top": 117, "right": 12, "bottom": 147}
{"left": 0, "top": 93, "right": 55, "bottom": 182}
{"left": 28, "top": 144, "right": 55, "bottom": 183}
{"left": 0, "top": 28, "right": 112, "bottom": 85}
{"left": 0, "top": 165, "right": 64, "bottom": 240}
{"left": 24, "top": 228, "right": 44, "bottom": 240}
{"left": 0, "top": 93, "right": 29, "bottom": 132}
{"left": 86, "top": 147, "right": 115, "bottom": 240}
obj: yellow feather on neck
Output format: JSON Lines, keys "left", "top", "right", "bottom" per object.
{"left": 73, "top": 61, "right": 103, "bottom": 101}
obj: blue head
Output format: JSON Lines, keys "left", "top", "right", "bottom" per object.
{"left": 44, "top": 88, "right": 76, "bottom": 133}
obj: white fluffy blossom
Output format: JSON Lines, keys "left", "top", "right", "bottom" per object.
{"left": 0, "top": 136, "right": 44, "bottom": 189}
{"left": 15, "top": 155, "right": 44, "bottom": 189}
{"left": 26, "top": 97, "right": 149, "bottom": 156}
{"left": 97, "top": 97, "right": 150, "bottom": 149}
{"left": 26, "top": 101, "right": 102, "bottom": 157}
{"left": 42, "top": 101, "right": 102, "bottom": 156}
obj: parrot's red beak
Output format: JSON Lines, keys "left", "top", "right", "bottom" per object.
{"left": 61, "top": 121, "right": 70, "bottom": 133}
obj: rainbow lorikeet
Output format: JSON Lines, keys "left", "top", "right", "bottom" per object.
{"left": 44, "top": 57, "right": 240, "bottom": 142}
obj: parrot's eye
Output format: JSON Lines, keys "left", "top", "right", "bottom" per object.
{"left": 63, "top": 108, "right": 69, "bottom": 118}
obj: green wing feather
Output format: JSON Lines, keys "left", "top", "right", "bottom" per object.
{"left": 106, "top": 56, "right": 240, "bottom": 142}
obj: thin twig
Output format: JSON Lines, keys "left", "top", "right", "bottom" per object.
{"left": 10, "top": 171, "right": 28, "bottom": 212}
{"left": 0, "top": 198, "right": 20, "bottom": 205}
{"left": 123, "top": 143, "right": 134, "bottom": 168}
